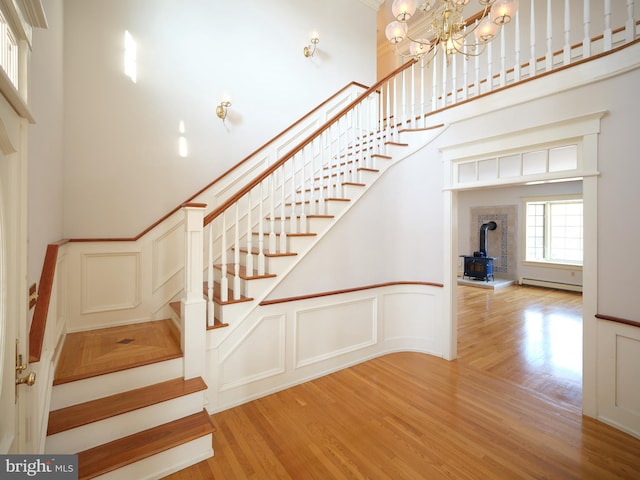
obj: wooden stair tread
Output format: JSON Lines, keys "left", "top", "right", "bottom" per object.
{"left": 202, "top": 281, "right": 253, "bottom": 305}
{"left": 77, "top": 409, "right": 215, "bottom": 480}
{"left": 213, "top": 263, "right": 276, "bottom": 280}
{"left": 170, "top": 301, "right": 227, "bottom": 329}
{"left": 371, "top": 153, "right": 392, "bottom": 159}
{"left": 53, "top": 320, "right": 183, "bottom": 386}
{"left": 385, "top": 141, "right": 408, "bottom": 146}
{"left": 48, "top": 377, "right": 207, "bottom": 436}
{"left": 237, "top": 247, "right": 297, "bottom": 257}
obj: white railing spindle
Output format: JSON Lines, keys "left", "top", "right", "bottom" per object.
{"left": 290, "top": 153, "right": 298, "bottom": 234}
{"left": 207, "top": 223, "right": 214, "bottom": 327}
{"left": 257, "top": 181, "right": 265, "bottom": 276}
{"left": 546, "top": 0, "right": 553, "bottom": 71}
{"left": 626, "top": 0, "right": 635, "bottom": 43}
{"left": 514, "top": 9, "right": 521, "bottom": 82}
{"left": 564, "top": 0, "right": 572, "bottom": 65}
{"left": 583, "top": 0, "right": 591, "bottom": 58}
{"left": 233, "top": 203, "right": 240, "bottom": 300}
{"left": 300, "top": 147, "right": 308, "bottom": 233}
{"left": 530, "top": 0, "right": 537, "bottom": 77}
{"left": 603, "top": 0, "right": 612, "bottom": 51}
{"left": 269, "top": 174, "right": 277, "bottom": 253}
{"left": 220, "top": 211, "right": 228, "bottom": 302}
{"left": 279, "top": 164, "right": 287, "bottom": 253}
{"left": 245, "top": 189, "right": 254, "bottom": 276}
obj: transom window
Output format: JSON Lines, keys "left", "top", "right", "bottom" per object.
{"left": 525, "top": 197, "right": 583, "bottom": 266}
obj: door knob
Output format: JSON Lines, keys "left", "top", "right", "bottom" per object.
{"left": 16, "top": 371, "right": 36, "bottom": 387}
{"left": 15, "top": 353, "right": 36, "bottom": 387}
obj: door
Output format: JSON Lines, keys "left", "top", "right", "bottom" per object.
{"left": 0, "top": 150, "right": 18, "bottom": 453}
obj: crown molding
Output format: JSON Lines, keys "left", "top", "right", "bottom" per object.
{"left": 359, "top": 0, "right": 385, "bottom": 11}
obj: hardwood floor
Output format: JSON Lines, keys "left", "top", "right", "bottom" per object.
{"left": 163, "top": 285, "right": 640, "bottom": 479}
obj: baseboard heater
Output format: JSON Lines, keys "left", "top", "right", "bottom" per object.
{"left": 518, "top": 277, "right": 583, "bottom": 293}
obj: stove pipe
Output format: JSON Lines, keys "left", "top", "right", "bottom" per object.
{"left": 474, "top": 221, "right": 497, "bottom": 257}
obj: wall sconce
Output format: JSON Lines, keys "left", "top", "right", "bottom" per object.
{"left": 216, "top": 100, "right": 231, "bottom": 121}
{"left": 303, "top": 32, "right": 319, "bottom": 57}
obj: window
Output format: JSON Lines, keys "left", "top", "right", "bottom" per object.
{"left": 525, "top": 197, "right": 583, "bottom": 265}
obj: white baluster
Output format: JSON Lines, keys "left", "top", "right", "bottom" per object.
{"left": 462, "top": 51, "right": 468, "bottom": 101}
{"left": 486, "top": 42, "right": 493, "bottom": 92}
{"left": 290, "top": 153, "right": 298, "bottom": 234}
{"left": 420, "top": 58, "right": 426, "bottom": 126}
{"left": 603, "top": 0, "right": 612, "bottom": 51}
{"left": 625, "top": 0, "right": 635, "bottom": 43}
{"left": 300, "top": 147, "right": 308, "bottom": 233}
{"left": 431, "top": 59, "right": 438, "bottom": 111}
{"left": 500, "top": 25, "right": 506, "bottom": 87}
{"left": 441, "top": 53, "right": 447, "bottom": 107}
{"left": 392, "top": 74, "right": 398, "bottom": 139}
{"left": 245, "top": 189, "right": 254, "bottom": 277}
{"left": 318, "top": 133, "right": 326, "bottom": 213}
{"left": 451, "top": 49, "right": 458, "bottom": 103}
{"left": 583, "top": 0, "right": 591, "bottom": 58}
{"left": 233, "top": 203, "right": 240, "bottom": 300}
{"left": 351, "top": 106, "right": 358, "bottom": 183}
{"left": 530, "top": 0, "right": 537, "bottom": 77}
{"left": 279, "top": 164, "right": 287, "bottom": 253}
{"left": 514, "top": 9, "right": 521, "bottom": 82}
{"left": 207, "top": 223, "right": 214, "bottom": 327}
{"left": 546, "top": 0, "right": 553, "bottom": 72}
{"left": 386, "top": 80, "right": 392, "bottom": 153}
{"left": 563, "top": 0, "right": 571, "bottom": 65}
{"left": 474, "top": 47, "right": 480, "bottom": 96}
{"left": 401, "top": 68, "right": 407, "bottom": 126}
{"left": 269, "top": 173, "right": 277, "bottom": 253}
{"left": 410, "top": 61, "right": 416, "bottom": 126}
{"left": 220, "top": 211, "right": 228, "bottom": 302}
{"left": 257, "top": 181, "right": 266, "bottom": 276}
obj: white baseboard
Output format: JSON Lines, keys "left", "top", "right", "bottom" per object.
{"left": 519, "top": 277, "right": 583, "bottom": 293}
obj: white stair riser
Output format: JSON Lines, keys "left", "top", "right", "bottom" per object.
{"left": 50, "top": 358, "right": 183, "bottom": 410}
{"left": 91, "top": 434, "right": 213, "bottom": 480}
{"left": 45, "top": 391, "right": 204, "bottom": 454}
{"left": 324, "top": 200, "right": 351, "bottom": 216}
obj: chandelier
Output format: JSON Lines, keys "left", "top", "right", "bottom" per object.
{"left": 385, "top": 0, "right": 519, "bottom": 64}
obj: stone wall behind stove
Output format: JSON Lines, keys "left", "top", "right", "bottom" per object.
{"left": 469, "top": 206, "right": 517, "bottom": 280}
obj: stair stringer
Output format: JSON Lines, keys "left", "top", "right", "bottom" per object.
{"left": 211, "top": 124, "right": 448, "bottom": 338}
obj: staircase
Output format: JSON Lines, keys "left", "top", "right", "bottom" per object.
{"left": 46, "top": 320, "right": 215, "bottom": 479}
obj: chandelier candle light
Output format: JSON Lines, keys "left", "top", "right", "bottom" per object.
{"left": 385, "top": 0, "right": 518, "bottom": 64}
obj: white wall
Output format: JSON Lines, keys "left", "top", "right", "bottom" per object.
{"left": 28, "top": 0, "right": 65, "bottom": 286}
{"left": 62, "top": 0, "right": 378, "bottom": 238}
{"left": 266, "top": 140, "right": 445, "bottom": 300}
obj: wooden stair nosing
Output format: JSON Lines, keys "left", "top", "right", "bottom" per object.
{"left": 170, "top": 301, "right": 227, "bottom": 329}
{"left": 265, "top": 214, "right": 334, "bottom": 221}
{"left": 52, "top": 351, "right": 184, "bottom": 387}
{"left": 77, "top": 409, "right": 215, "bottom": 480}
{"left": 203, "top": 281, "right": 254, "bottom": 305}
{"left": 236, "top": 246, "right": 298, "bottom": 258}
{"left": 371, "top": 153, "right": 392, "bottom": 160}
{"left": 213, "top": 263, "right": 276, "bottom": 280}
{"left": 47, "top": 377, "right": 207, "bottom": 436}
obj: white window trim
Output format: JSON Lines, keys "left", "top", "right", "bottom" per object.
{"left": 522, "top": 193, "right": 584, "bottom": 268}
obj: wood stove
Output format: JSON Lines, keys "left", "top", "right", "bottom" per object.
{"left": 461, "top": 221, "right": 497, "bottom": 282}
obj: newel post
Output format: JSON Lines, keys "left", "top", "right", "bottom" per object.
{"left": 181, "top": 203, "right": 207, "bottom": 380}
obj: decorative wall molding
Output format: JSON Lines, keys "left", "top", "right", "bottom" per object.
{"left": 80, "top": 252, "right": 141, "bottom": 314}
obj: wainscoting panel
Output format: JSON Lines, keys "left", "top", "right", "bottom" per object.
{"left": 81, "top": 252, "right": 141, "bottom": 314}
{"left": 597, "top": 319, "right": 640, "bottom": 438}
{"left": 382, "top": 292, "right": 438, "bottom": 341}
{"left": 152, "top": 222, "right": 184, "bottom": 292}
{"left": 295, "top": 297, "right": 377, "bottom": 368}
{"left": 208, "top": 283, "right": 445, "bottom": 413}
{"left": 220, "top": 314, "right": 286, "bottom": 391}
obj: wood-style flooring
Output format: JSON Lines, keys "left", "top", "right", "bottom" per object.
{"left": 163, "top": 284, "right": 640, "bottom": 479}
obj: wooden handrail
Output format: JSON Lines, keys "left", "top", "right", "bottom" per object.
{"left": 595, "top": 313, "right": 640, "bottom": 329}
{"left": 203, "top": 59, "right": 419, "bottom": 226}
{"left": 260, "top": 281, "right": 443, "bottom": 306}
{"left": 29, "top": 241, "right": 67, "bottom": 362}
